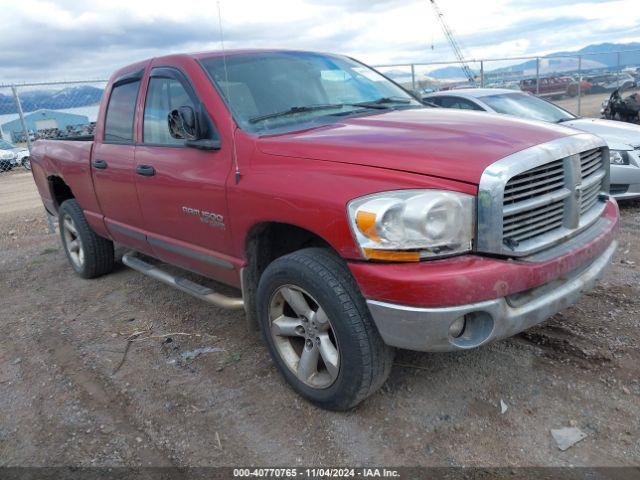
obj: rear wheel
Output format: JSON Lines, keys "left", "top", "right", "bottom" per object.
{"left": 256, "top": 248, "right": 394, "bottom": 410}
{"left": 59, "top": 199, "right": 114, "bottom": 279}
{"left": 21, "top": 157, "right": 31, "bottom": 171}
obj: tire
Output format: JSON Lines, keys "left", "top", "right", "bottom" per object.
{"left": 21, "top": 157, "right": 31, "bottom": 171}
{"left": 256, "top": 247, "right": 394, "bottom": 411}
{"left": 58, "top": 199, "right": 114, "bottom": 279}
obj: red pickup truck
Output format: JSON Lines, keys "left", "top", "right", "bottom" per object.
{"left": 520, "top": 76, "right": 592, "bottom": 98}
{"left": 31, "top": 50, "right": 618, "bottom": 410}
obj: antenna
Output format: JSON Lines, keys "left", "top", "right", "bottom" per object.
{"left": 217, "top": 1, "right": 241, "bottom": 184}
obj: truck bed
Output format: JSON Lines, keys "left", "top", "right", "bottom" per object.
{"left": 30, "top": 138, "right": 99, "bottom": 216}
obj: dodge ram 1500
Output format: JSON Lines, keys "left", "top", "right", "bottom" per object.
{"left": 31, "top": 50, "right": 619, "bottom": 410}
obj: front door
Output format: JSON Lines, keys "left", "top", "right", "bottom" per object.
{"left": 134, "top": 67, "right": 235, "bottom": 282}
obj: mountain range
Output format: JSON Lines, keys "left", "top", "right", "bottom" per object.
{"left": 0, "top": 85, "right": 103, "bottom": 115}
{"left": 426, "top": 42, "right": 640, "bottom": 79}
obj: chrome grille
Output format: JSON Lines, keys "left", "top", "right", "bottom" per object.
{"left": 580, "top": 180, "right": 601, "bottom": 214}
{"left": 579, "top": 148, "right": 607, "bottom": 217}
{"left": 503, "top": 159, "right": 564, "bottom": 205}
{"left": 477, "top": 134, "right": 610, "bottom": 257}
{"left": 503, "top": 199, "right": 564, "bottom": 243}
{"left": 580, "top": 147, "right": 603, "bottom": 180}
{"left": 502, "top": 158, "right": 569, "bottom": 244}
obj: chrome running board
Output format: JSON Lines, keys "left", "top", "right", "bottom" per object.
{"left": 121, "top": 251, "right": 244, "bottom": 310}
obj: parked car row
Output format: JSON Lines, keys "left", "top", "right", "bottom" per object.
{"left": 0, "top": 139, "right": 30, "bottom": 172}
{"left": 422, "top": 71, "right": 638, "bottom": 99}
{"left": 423, "top": 88, "right": 640, "bottom": 199}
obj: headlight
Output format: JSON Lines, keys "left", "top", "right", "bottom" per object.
{"left": 610, "top": 150, "right": 629, "bottom": 165}
{"left": 347, "top": 190, "right": 475, "bottom": 261}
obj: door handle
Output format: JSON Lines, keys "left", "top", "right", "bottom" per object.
{"left": 136, "top": 165, "right": 155, "bottom": 177}
{"left": 92, "top": 159, "right": 107, "bottom": 169}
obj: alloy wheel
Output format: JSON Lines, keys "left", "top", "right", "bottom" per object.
{"left": 268, "top": 285, "right": 340, "bottom": 389}
{"left": 62, "top": 214, "right": 85, "bottom": 269}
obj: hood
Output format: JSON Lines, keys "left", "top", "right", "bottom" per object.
{"left": 560, "top": 118, "right": 640, "bottom": 150}
{"left": 257, "top": 109, "right": 575, "bottom": 184}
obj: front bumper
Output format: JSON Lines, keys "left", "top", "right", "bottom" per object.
{"left": 366, "top": 241, "right": 616, "bottom": 352}
{"left": 351, "top": 200, "right": 619, "bottom": 352}
{"left": 610, "top": 151, "right": 640, "bottom": 200}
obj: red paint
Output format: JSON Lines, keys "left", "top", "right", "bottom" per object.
{"left": 257, "top": 108, "right": 571, "bottom": 185}
{"left": 30, "top": 50, "right": 619, "bottom": 299}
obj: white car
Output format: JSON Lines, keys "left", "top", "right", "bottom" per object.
{"left": 423, "top": 88, "right": 640, "bottom": 199}
{"left": 0, "top": 139, "right": 30, "bottom": 171}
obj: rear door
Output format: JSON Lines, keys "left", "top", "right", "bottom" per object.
{"left": 92, "top": 69, "right": 149, "bottom": 251}
{"left": 134, "top": 66, "right": 234, "bottom": 281}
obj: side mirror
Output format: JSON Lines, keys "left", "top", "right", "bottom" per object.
{"left": 168, "top": 106, "right": 199, "bottom": 141}
{"left": 168, "top": 105, "right": 222, "bottom": 150}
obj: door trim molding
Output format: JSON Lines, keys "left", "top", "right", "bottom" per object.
{"left": 148, "top": 236, "right": 234, "bottom": 270}
{"left": 107, "top": 221, "right": 235, "bottom": 271}
{"left": 108, "top": 222, "right": 147, "bottom": 241}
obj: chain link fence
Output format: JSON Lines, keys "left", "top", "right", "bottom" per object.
{"left": 375, "top": 49, "right": 640, "bottom": 118}
{"left": 0, "top": 80, "right": 106, "bottom": 232}
{"left": 1, "top": 48, "right": 640, "bottom": 229}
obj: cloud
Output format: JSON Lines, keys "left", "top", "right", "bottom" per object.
{"left": 1, "top": 0, "right": 640, "bottom": 83}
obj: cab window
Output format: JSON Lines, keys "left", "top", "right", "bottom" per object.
{"left": 143, "top": 77, "right": 196, "bottom": 145}
{"left": 104, "top": 80, "right": 140, "bottom": 143}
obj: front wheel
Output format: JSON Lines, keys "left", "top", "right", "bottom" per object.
{"left": 256, "top": 248, "right": 394, "bottom": 411}
{"left": 21, "top": 157, "right": 31, "bottom": 171}
{"left": 59, "top": 199, "right": 114, "bottom": 279}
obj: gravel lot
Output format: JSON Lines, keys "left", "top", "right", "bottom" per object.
{"left": 0, "top": 166, "right": 639, "bottom": 469}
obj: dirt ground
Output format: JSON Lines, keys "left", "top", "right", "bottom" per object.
{"left": 0, "top": 171, "right": 639, "bottom": 469}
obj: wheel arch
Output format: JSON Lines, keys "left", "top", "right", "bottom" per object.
{"left": 48, "top": 175, "right": 75, "bottom": 212}
{"left": 241, "top": 221, "right": 340, "bottom": 331}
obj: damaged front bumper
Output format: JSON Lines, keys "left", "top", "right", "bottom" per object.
{"left": 350, "top": 200, "right": 619, "bottom": 353}
{"left": 366, "top": 241, "right": 616, "bottom": 352}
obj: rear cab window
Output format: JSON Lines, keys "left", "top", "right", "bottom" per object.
{"left": 103, "top": 79, "right": 141, "bottom": 143}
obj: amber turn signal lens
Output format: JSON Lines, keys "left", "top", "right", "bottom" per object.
{"left": 355, "top": 211, "right": 380, "bottom": 241}
{"left": 363, "top": 248, "right": 420, "bottom": 262}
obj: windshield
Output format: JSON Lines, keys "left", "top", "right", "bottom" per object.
{"left": 200, "top": 51, "right": 421, "bottom": 133}
{"left": 0, "top": 140, "right": 14, "bottom": 149}
{"left": 481, "top": 92, "right": 576, "bottom": 123}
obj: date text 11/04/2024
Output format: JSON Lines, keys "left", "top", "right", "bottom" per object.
{"left": 232, "top": 468, "right": 400, "bottom": 477}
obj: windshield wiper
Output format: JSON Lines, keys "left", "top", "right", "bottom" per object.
{"left": 249, "top": 104, "right": 345, "bottom": 124}
{"left": 556, "top": 117, "right": 575, "bottom": 123}
{"left": 248, "top": 98, "right": 415, "bottom": 125}
{"left": 352, "top": 97, "right": 412, "bottom": 109}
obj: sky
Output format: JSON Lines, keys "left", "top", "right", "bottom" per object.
{"left": 2, "top": 0, "right": 640, "bottom": 83}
